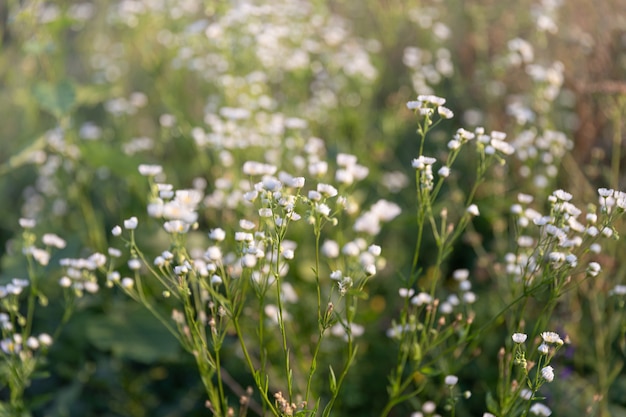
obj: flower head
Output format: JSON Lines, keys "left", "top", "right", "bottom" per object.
{"left": 541, "top": 331, "right": 563, "bottom": 345}
{"left": 540, "top": 366, "right": 554, "bottom": 382}
{"left": 512, "top": 333, "right": 528, "bottom": 343}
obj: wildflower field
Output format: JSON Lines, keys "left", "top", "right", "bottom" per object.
{"left": 1, "top": 0, "right": 626, "bottom": 416}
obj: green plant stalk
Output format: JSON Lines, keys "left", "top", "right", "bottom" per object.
{"left": 321, "top": 345, "right": 358, "bottom": 417}
{"left": 305, "top": 223, "right": 325, "bottom": 406}
{"left": 232, "top": 316, "right": 280, "bottom": 416}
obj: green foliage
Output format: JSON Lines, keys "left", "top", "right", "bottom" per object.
{"left": 1, "top": 0, "right": 626, "bottom": 416}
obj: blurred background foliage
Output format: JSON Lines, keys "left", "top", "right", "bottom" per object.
{"left": 1, "top": 0, "right": 625, "bottom": 416}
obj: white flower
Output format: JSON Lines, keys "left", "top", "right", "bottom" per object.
{"left": 315, "top": 203, "right": 331, "bottom": 216}
{"left": 42, "top": 233, "right": 66, "bottom": 249}
{"left": 530, "top": 403, "right": 552, "bottom": 416}
{"left": 610, "top": 285, "right": 626, "bottom": 295}
{"left": 123, "top": 216, "right": 138, "bottom": 230}
{"left": 38, "top": 333, "right": 53, "bottom": 346}
{"left": 112, "top": 225, "right": 122, "bottom": 236}
{"left": 444, "top": 375, "right": 459, "bottom": 386}
{"left": 241, "top": 254, "right": 257, "bottom": 268}
{"left": 342, "top": 242, "right": 360, "bottom": 257}
{"left": 412, "top": 155, "right": 437, "bottom": 169}
{"left": 406, "top": 100, "right": 420, "bottom": 110}
{"left": 438, "top": 166, "right": 451, "bottom": 178}
{"left": 541, "top": 366, "right": 554, "bottom": 382}
{"left": 438, "top": 106, "right": 454, "bottom": 119}
{"left": 26, "top": 336, "right": 40, "bottom": 350}
{"left": 121, "top": 277, "right": 134, "bottom": 289}
{"left": 368, "top": 244, "right": 382, "bottom": 256}
{"left": 107, "top": 272, "right": 121, "bottom": 283}
{"left": 205, "top": 246, "right": 222, "bottom": 261}
{"left": 467, "top": 204, "right": 480, "bottom": 216}
{"left": 463, "top": 292, "right": 477, "bottom": 303}
{"left": 422, "top": 400, "right": 437, "bottom": 413}
{"left": 243, "top": 161, "right": 277, "bottom": 176}
{"left": 541, "top": 331, "right": 563, "bottom": 345}
{"left": 370, "top": 200, "right": 402, "bottom": 221}
{"left": 234, "top": 232, "right": 253, "bottom": 242}
{"left": 321, "top": 240, "right": 340, "bottom": 258}
{"left": 453, "top": 269, "right": 469, "bottom": 281}
{"left": 84, "top": 281, "right": 99, "bottom": 293}
{"left": 553, "top": 189, "right": 572, "bottom": 201}
{"left": 417, "top": 94, "right": 446, "bottom": 106}
{"left": 512, "top": 333, "right": 528, "bottom": 343}
{"left": 317, "top": 183, "right": 338, "bottom": 197}
{"left": 239, "top": 219, "right": 256, "bottom": 230}
{"left": 308, "top": 190, "right": 322, "bottom": 201}
{"left": 411, "top": 292, "right": 432, "bottom": 306}
{"left": 399, "top": 288, "right": 415, "bottom": 298}
{"left": 337, "top": 153, "right": 358, "bottom": 167}
{"left": 538, "top": 343, "right": 549, "bottom": 354}
{"left": 590, "top": 243, "right": 601, "bottom": 253}
{"left": 163, "top": 220, "right": 190, "bottom": 234}
{"left": 138, "top": 164, "right": 163, "bottom": 176}
{"left": 19, "top": 218, "right": 36, "bottom": 229}
{"left": 208, "top": 228, "right": 226, "bottom": 241}
{"left": 128, "top": 259, "right": 141, "bottom": 270}
{"left": 586, "top": 262, "right": 601, "bottom": 277}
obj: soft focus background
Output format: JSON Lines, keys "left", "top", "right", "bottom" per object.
{"left": 1, "top": 0, "right": 626, "bottom": 416}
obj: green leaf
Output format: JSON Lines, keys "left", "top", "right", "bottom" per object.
{"left": 77, "top": 141, "right": 143, "bottom": 179}
{"left": 486, "top": 391, "right": 499, "bottom": 415}
{"left": 32, "top": 79, "right": 76, "bottom": 118}
{"left": 0, "top": 134, "right": 46, "bottom": 176}
{"left": 75, "top": 83, "right": 117, "bottom": 106}
{"left": 328, "top": 365, "right": 337, "bottom": 394}
{"left": 418, "top": 366, "right": 440, "bottom": 376}
{"left": 85, "top": 305, "right": 180, "bottom": 363}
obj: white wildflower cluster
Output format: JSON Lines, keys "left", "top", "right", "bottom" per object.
{"left": 154, "top": 0, "right": 378, "bottom": 121}
{"left": 529, "top": 402, "right": 552, "bottom": 416}
{"left": 58, "top": 253, "right": 107, "bottom": 295}
{"left": 505, "top": 189, "right": 614, "bottom": 286}
{"left": 0, "top": 330, "right": 53, "bottom": 356}
{"left": 204, "top": 134, "right": 326, "bottom": 210}
{"left": 404, "top": 8, "right": 454, "bottom": 94}
{"left": 412, "top": 155, "right": 438, "bottom": 191}
{"left": 0, "top": 278, "right": 30, "bottom": 299}
{"left": 328, "top": 242, "right": 384, "bottom": 296}
{"left": 17, "top": 128, "right": 81, "bottom": 222}
{"left": 330, "top": 322, "right": 365, "bottom": 341}
{"left": 387, "top": 268, "right": 476, "bottom": 339}
{"left": 474, "top": 128, "right": 515, "bottom": 157}
{"left": 510, "top": 129, "right": 573, "bottom": 189}
{"left": 21, "top": 231, "right": 67, "bottom": 267}
{"left": 104, "top": 92, "right": 149, "bottom": 119}
{"left": 597, "top": 188, "right": 626, "bottom": 214}
{"left": 531, "top": 0, "right": 562, "bottom": 34}
{"left": 353, "top": 200, "right": 401, "bottom": 235}
{"left": 406, "top": 95, "right": 453, "bottom": 120}
{"left": 335, "top": 153, "right": 369, "bottom": 186}
{"left": 410, "top": 125, "right": 514, "bottom": 193}
{"left": 194, "top": 109, "right": 305, "bottom": 152}
{"left": 506, "top": 38, "right": 535, "bottom": 67}
{"left": 144, "top": 173, "right": 204, "bottom": 234}
{"left": 410, "top": 399, "right": 441, "bottom": 417}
